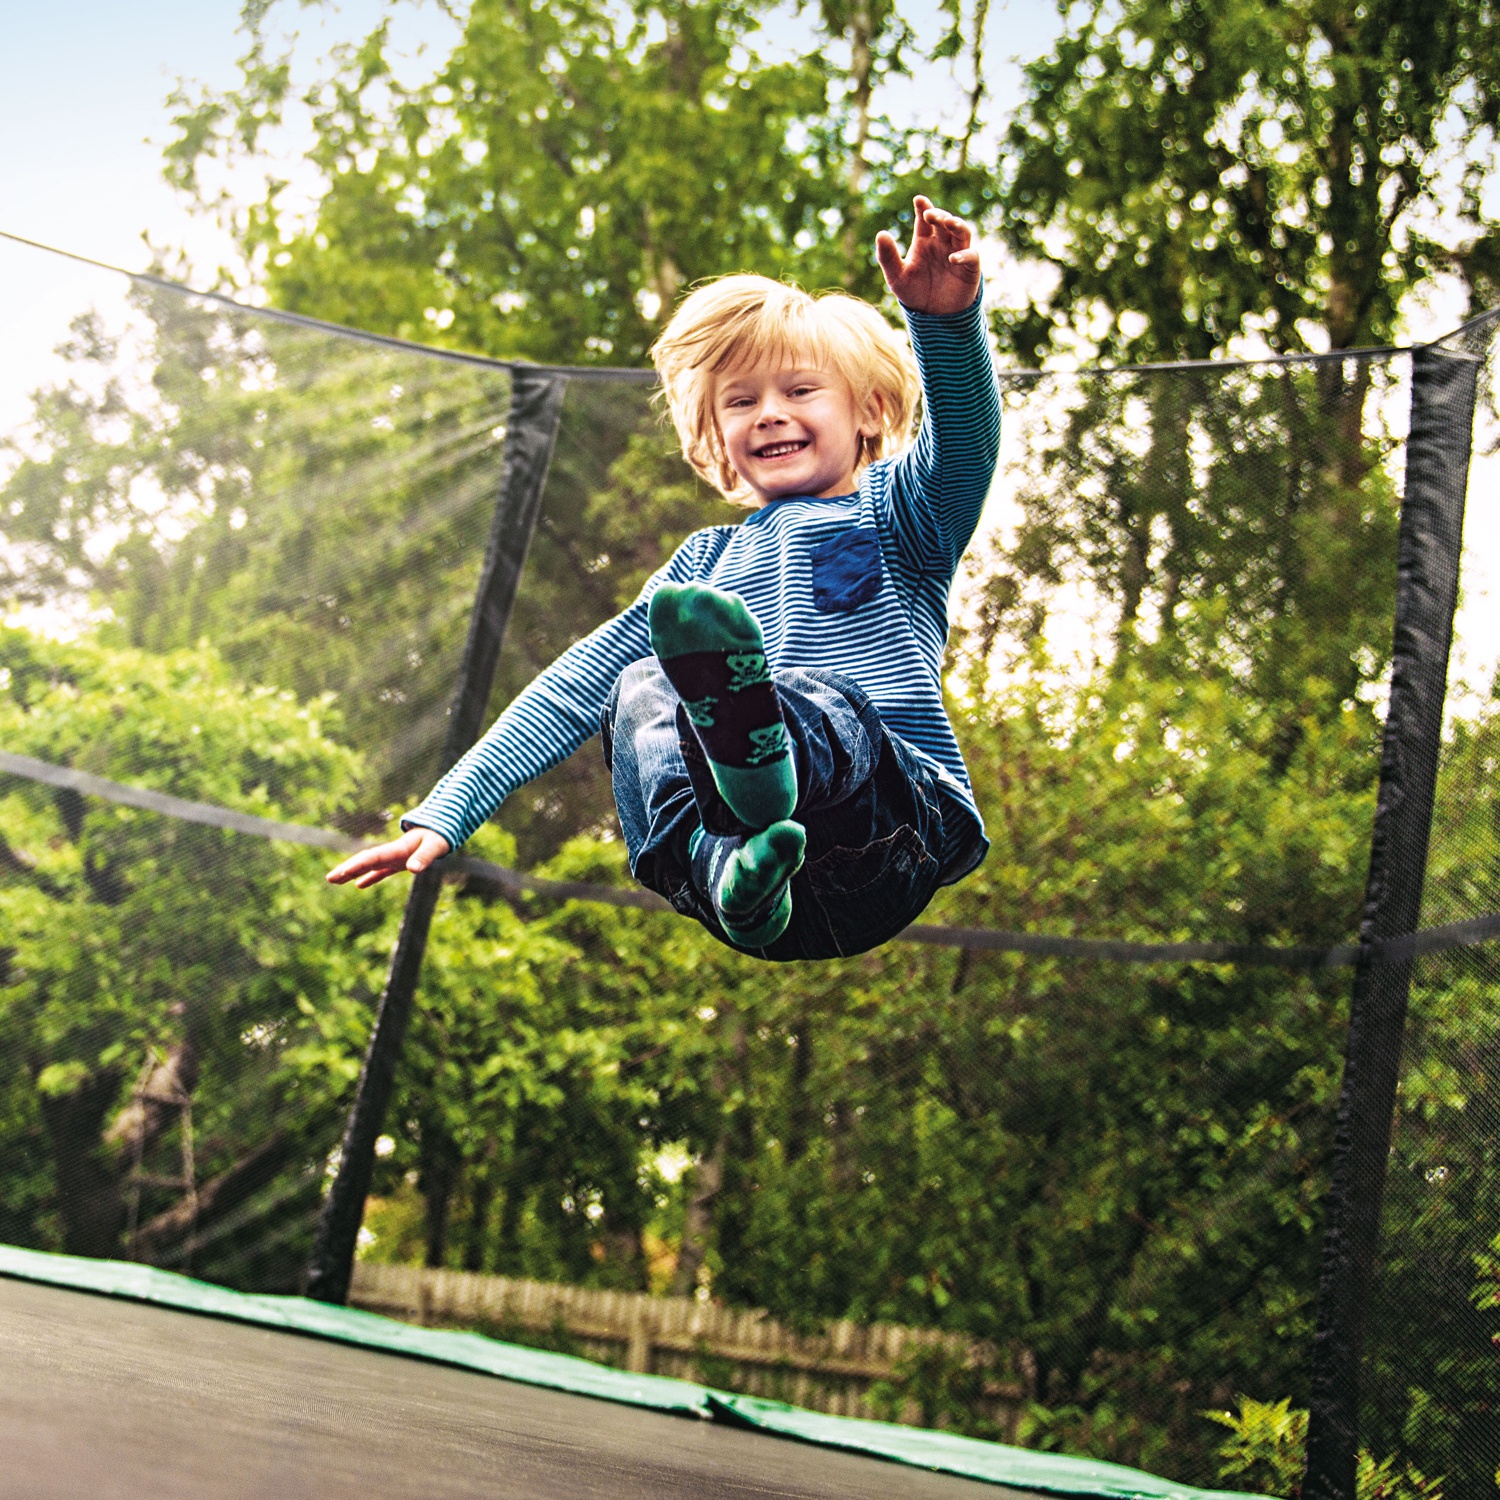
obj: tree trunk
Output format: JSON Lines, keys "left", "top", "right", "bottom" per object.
{"left": 670, "top": 1136, "right": 725, "bottom": 1297}
{"left": 957, "top": 0, "right": 990, "bottom": 173}
{"left": 840, "top": 0, "right": 876, "bottom": 274}
{"left": 35, "top": 1068, "right": 126, "bottom": 1258}
{"left": 418, "top": 1124, "right": 461, "bottom": 1269}
{"left": 133, "top": 1129, "right": 297, "bottom": 1260}
{"left": 106, "top": 1037, "right": 199, "bottom": 1164}
{"left": 493, "top": 1141, "right": 533, "bottom": 1277}
{"left": 463, "top": 1153, "right": 496, "bottom": 1273}
{"left": 785, "top": 1014, "right": 815, "bottom": 1166}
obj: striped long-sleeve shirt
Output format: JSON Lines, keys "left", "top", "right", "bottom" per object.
{"left": 402, "top": 291, "right": 1002, "bottom": 882}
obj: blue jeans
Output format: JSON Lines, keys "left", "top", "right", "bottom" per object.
{"left": 600, "top": 658, "right": 951, "bottom": 960}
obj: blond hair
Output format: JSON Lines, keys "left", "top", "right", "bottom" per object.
{"left": 650, "top": 274, "right": 919, "bottom": 504}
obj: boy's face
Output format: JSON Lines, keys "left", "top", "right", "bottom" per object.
{"left": 714, "top": 363, "right": 877, "bottom": 505}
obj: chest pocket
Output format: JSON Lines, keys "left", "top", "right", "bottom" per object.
{"left": 811, "top": 527, "right": 882, "bottom": 614}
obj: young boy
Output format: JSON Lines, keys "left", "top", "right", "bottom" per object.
{"left": 328, "top": 196, "right": 1000, "bottom": 960}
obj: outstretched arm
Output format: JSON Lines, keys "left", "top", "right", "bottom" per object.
{"left": 327, "top": 531, "right": 719, "bottom": 886}
{"left": 876, "top": 197, "right": 1000, "bottom": 574}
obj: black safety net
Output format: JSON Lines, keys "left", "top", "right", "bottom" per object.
{"left": 0, "top": 240, "right": 514, "bottom": 1292}
{"left": 0, "top": 230, "right": 1495, "bottom": 1493}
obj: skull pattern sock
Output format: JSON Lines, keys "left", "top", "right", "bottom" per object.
{"left": 648, "top": 582, "right": 798, "bottom": 829}
{"left": 695, "top": 820, "right": 807, "bottom": 947}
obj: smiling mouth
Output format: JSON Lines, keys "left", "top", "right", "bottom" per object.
{"left": 753, "top": 440, "right": 809, "bottom": 460}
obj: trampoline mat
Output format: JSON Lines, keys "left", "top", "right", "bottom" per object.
{"left": 0, "top": 1277, "right": 1033, "bottom": 1500}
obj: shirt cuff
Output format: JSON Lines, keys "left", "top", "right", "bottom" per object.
{"left": 898, "top": 280, "right": 985, "bottom": 323}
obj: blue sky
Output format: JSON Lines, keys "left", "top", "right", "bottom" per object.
{"left": 0, "top": 0, "right": 457, "bottom": 276}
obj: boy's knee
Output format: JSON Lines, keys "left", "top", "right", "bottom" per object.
{"left": 617, "top": 657, "right": 672, "bottom": 709}
{"left": 603, "top": 658, "right": 676, "bottom": 739}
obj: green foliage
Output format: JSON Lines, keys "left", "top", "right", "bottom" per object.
{"left": 1205, "top": 1396, "right": 1447, "bottom": 1500}
{"left": 0, "top": 626, "right": 395, "bottom": 1283}
{"left": 996, "top": 0, "right": 1500, "bottom": 363}
{"left": 1206, "top": 1396, "right": 1307, "bottom": 1494}
{"left": 0, "top": 284, "right": 514, "bottom": 818}
{"left": 165, "top": 0, "right": 995, "bottom": 365}
{"left": 1353, "top": 1453, "right": 1446, "bottom": 1500}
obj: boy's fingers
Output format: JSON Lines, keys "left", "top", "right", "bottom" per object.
{"left": 910, "top": 195, "right": 935, "bottom": 254}
{"left": 328, "top": 831, "right": 425, "bottom": 884}
{"left": 326, "top": 852, "right": 369, "bottom": 882}
{"left": 330, "top": 859, "right": 381, "bottom": 885}
{"left": 875, "top": 230, "right": 905, "bottom": 280}
{"left": 921, "top": 205, "right": 972, "bottom": 248}
{"left": 927, "top": 211, "right": 969, "bottom": 247}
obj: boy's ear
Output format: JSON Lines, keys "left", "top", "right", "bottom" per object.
{"left": 857, "top": 392, "right": 886, "bottom": 440}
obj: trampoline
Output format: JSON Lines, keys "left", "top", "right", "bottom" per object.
{"left": 0, "top": 1279, "right": 1024, "bottom": 1499}
{"left": 0, "top": 1265, "right": 1065, "bottom": 1500}
{"left": 0, "top": 1248, "right": 1249, "bottom": 1499}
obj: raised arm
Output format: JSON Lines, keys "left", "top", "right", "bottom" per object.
{"left": 875, "top": 198, "right": 1001, "bottom": 572}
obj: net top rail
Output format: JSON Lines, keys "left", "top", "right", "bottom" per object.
{"left": 7, "top": 226, "right": 1484, "bottom": 381}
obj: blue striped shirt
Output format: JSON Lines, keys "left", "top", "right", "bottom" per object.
{"left": 402, "top": 292, "right": 1001, "bottom": 881}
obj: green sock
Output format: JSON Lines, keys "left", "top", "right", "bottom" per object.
{"left": 648, "top": 582, "right": 797, "bottom": 829}
{"left": 715, "top": 820, "right": 806, "bottom": 946}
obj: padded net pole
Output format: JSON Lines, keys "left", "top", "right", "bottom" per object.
{"left": 305, "top": 369, "right": 568, "bottom": 1305}
{"left": 1302, "top": 345, "right": 1480, "bottom": 1496}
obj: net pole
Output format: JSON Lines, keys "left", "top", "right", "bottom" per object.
{"left": 1302, "top": 345, "right": 1479, "bottom": 1496}
{"left": 304, "top": 369, "right": 568, "bottom": 1305}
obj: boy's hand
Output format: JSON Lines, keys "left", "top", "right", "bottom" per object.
{"left": 326, "top": 827, "right": 452, "bottom": 889}
{"left": 875, "top": 195, "right": 980, "bottom": 316}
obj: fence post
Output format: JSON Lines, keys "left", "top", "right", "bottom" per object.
{"left": 1301, "top": 344, "right": 1479, "bottom": 1496}
{"left": 304, "top": 368, "right": 568, "bottom": 1305}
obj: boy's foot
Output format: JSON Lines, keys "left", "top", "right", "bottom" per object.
{"left": 714, "top": 820, "right": 806, "bottom": 946}
{"left": 648, "top": 582, "right": 797, "bottom": 828}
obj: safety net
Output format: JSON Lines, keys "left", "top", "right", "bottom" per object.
{"left": 0, "top": 229, "right": 1495, "bottom": 1494}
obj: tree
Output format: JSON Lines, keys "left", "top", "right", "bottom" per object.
{"left": 0, "top": 286, "right": 515, "bottom": 825}
{"left": 989, "top": 4, "right": 1500, "bottom": 1487}
{"left": 163, "top": 0, "right": 994, "bottom": 365}
{"left": 972, "top": 0, "right": 1448, "bottom": 774}
{"left": 995, "top": 0, "right": 1500, "bottom": 366}
{"left": 0, "top": 627, "right": 392, "bottom": 1287}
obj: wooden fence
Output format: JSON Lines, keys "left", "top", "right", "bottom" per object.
{"left": 349, "top": 1261, "right": 1023, "bottom": 1432}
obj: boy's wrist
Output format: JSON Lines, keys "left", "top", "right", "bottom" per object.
{"left": 899, "top": 282, "right": 984, "bottom": 321}
{"left": 400, "top": 810, "right": 463, "bottom": 849}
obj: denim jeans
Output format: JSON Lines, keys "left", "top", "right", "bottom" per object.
{"left": 600, "top": 657, "right": 951, "bottom": 961}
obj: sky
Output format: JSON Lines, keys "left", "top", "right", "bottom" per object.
{"left": 0, "top": 0, "right": 1494, "bottom": 699}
